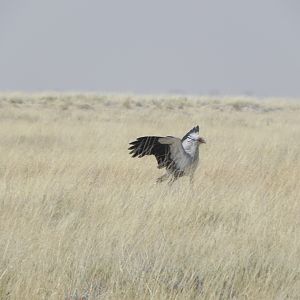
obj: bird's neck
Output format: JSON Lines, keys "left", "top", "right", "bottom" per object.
{"left": 182, "top": 140, "right": 199, "bottom": 158}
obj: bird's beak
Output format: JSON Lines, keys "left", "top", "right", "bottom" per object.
{"left": 198, "top": 137, "right": 206, "bottom": 144}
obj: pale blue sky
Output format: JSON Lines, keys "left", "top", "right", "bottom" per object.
{"left": 0, "top": 0, "right": 300, "bottom": 96}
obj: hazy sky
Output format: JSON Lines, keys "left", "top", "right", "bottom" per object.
{"left": 0, "top": 0, "right": 300, "bottom": 96}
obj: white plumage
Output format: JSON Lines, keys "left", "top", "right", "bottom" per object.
{"left": 128, "top": 126, "right": 206, "bottom": 183}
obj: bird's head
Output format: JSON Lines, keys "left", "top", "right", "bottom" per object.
{"left": 188, "top": 132, "right": 206, "bottom": 144}
{"left": 181, "top": 126, "right": 206, "bottom": 157}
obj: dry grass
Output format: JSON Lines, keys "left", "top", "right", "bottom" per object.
{"left": 0, "top": 93, "right": 299, "bottom": 299}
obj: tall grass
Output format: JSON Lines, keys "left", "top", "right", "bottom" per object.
{"left": 0, "top": 93, "right": 299, "bottom": 299}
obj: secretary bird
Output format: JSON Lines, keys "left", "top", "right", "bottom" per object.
{"left": 128, "top": 126, "right": 205, "bottom": 184}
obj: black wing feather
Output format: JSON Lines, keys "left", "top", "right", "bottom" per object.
{"left": 128, "top": 136, "right": 175, "bottom": 169}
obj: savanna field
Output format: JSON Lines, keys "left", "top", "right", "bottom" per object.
{"left": 0, "top": 93, "right": 299, "bottom": 299}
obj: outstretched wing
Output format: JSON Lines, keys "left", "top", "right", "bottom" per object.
{"left": 128, "top": 136, "right": 171, "bottom": 168}
{"left": 128, "top": 136, "right": 190, "bottom": 172}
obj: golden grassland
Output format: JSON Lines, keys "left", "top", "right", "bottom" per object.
{"left": 0, "top": 93, "right": 299, "bottom": 299}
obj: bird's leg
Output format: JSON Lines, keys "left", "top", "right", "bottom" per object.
{"left": 189, "top": 173, "right": 195, "bottom": 185}
{"left": 189, "top": 174, "right": 196, "bottom": 193}
{"left": 168, "top": 176, "right": 177, "bottom": 186}
{"left": 156, "top": 173, "right": 169, "bottom": 184}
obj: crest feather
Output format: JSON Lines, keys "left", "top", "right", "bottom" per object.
{"left": 181, "top": 126, "right": 199, "bottom": 141}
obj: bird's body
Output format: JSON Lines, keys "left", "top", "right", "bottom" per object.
{"left": 128, "top": 126, "right": 205, "bottom": 183}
